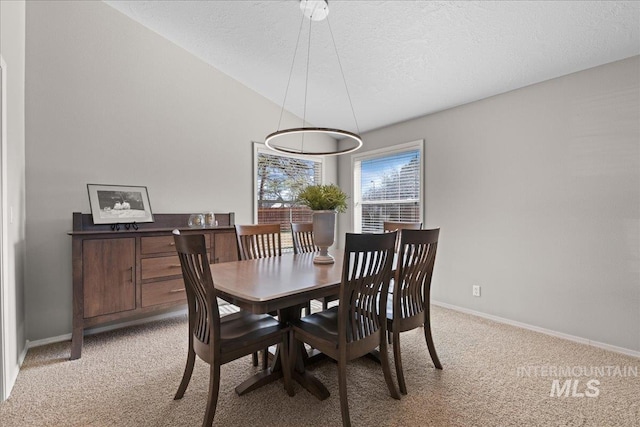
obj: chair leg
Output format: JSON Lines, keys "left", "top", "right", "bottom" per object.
{"left": 337, "top": 359, "right": 351, "bottom": 427}
{"left": 424, "top": 321, "right": 442, "bottom": 369}
{"left": 262, "top": 348, "right": 269, "bottom": 370}
{"left": 305, "top": 301, "right": 312, "bottom": 316}
{"left": 392, "top": 330, "right": 407, "bottom": 395}
{"left": 380, "top": 332, "right": 401, "bottom": 400}
{"left": 202, "top": 362, "right": 221, "bottom": 427}
{"left": 252, "top": 352, "right": 258, "bottom": 367}
{"left": 280, "top": 334, "right": 294, "bottom": 397}
{"left": 289, "top": 330, "right": 299, "bottom": 373}
{"left": 174, "top": 347, "right": 196, "bottom": 400}
{"left": 322, "top": 299, "right": 329, "bottom": 311}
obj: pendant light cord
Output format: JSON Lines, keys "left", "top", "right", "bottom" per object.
{"left": 277, "top": 9, "right": 358, "bottom": 134}
{"left": 326, "top": 15, "right": 360, "bottom": 134}
{"left": 277, "top": 12, "right": 306, "bottom": 132}
{"left": 301, "top": 17, "right": 313, "bottom": 151}
{"left": 268, "top": 2, "right": 363, "bottom": 156}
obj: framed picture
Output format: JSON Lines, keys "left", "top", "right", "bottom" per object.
{"left": 87, "top": 184, "right": 154, "bottom": 225}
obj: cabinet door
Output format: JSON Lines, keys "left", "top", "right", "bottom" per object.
{"left": 213, "top": 232, "right": 238, "bottom": 263}
{"left": 83, "top": 238, "right": 136, "bottom": 318}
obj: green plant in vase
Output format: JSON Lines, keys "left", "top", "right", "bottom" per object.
{"left": 297, "top": 184, "right": 348, "bottom": 213}
{"left": 297, "top": 184, "right": 348, "bottom": 264}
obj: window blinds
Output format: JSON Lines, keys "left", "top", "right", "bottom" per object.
{"left": 356, "top": 149, "right": 421, "bottom": 233}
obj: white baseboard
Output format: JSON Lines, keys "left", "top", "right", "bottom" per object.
{"left": 18, "top": 344, "right": 27, "bottom": 366}
{"left": 3, "top": 359, "right": 19, "bottom": 401}
{"left": 25, "top": 300, "right": 236, "bottom": 350}
{"left": 431, "top": 300, "right": 640, "bottom": 359}
{"left": 24, "top": 300, "right": 638, "bottom": 358}
{"left": 2, "top": 343, "right": 26, "bottom": 401}
{"left": 25, "top": 309, "right": 188, "bottom": 350}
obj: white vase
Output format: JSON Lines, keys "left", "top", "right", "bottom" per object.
{"left": 312, "top": 210, "right": 336, "bottom": 264}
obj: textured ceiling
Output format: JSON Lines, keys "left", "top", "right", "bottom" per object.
{"left": 103, "top": 1, "right": 640, "bottom": 133}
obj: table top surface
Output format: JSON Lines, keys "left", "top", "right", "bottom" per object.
{"left": 210, "top": 249, "right": 343, "bottom": 313}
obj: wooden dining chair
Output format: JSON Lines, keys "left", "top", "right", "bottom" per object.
{"left": 235, "top": 223, "right": 282, "bottom": 368}
{"left": 382, "top": 221, "right": 423, "bottom": 343}
{"left": 387, "top": 228, "right": 441, "bottom": 395}
{"left": 235, "top": 223, "right": 282, "bottom": 260}
{"left": 173, "top": 233, "right": 292, "bottom": 427}
{"left": 290, "top": 222, "right": 318, "bottom": 254}
{"left": 290, "top": 222, "right": 338, "bottom": 313}
{"left": 290, "top": 231, "right": 400, "bottom": 427}
{"left": 383, "top": 220, "right": 422, "bottom": 252}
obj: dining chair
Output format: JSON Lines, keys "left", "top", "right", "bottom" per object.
{"left": 387, "top": 228, "right": 441, "bottom": 395}
{"left": 235, "top": 223, "right": 282, "bottom": 260}
{"left": 290, "top": 231, "right": 400, "bottom": 427}
{"left": 290, "top": 222, "right": 318, "bottom": 254}
{"left": 290, "top": 222, "right": 338, "bottom": 313}
{"left": 235, "top": 223, "right": 282, "bottom": 368}
{"left": 383, "top": 220, "right": 422, "bottom": 252}
{"left": 382, "top": 221, "right": 422, "bottom": 344}
{"left": 173, "top": 233, "right": 292, "bottom": 427}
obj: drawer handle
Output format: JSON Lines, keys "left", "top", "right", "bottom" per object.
{"left": 169, "top": 288, "right": 185, "bottom": 293}
{"left": 169, "top": 242, "right": 175, "bottom": 246}
{"left": 169, "top": 264, "right": 181, "bottom": 268}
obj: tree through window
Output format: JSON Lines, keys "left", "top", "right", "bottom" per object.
{"left": 255, "top": 146, "right": 322, "bottom": 250}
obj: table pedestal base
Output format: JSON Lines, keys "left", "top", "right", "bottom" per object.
{"left": 235, "top": 305, "right": 331, "bottom": 400}
{"left": 235, "top": 367, "right": 283, "bottom": 396}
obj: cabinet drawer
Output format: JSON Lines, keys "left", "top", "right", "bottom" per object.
{"left": 141, "top": 234, "right": 211, "bottom": 255}
{"left": 140, "top": 252, "right": 211, "bottom": 280}
{"left": 141, "top": 278, "right": 186, "bottom": 307}
{"left": 141, "top": 255, "right": 183, "bottom": 280}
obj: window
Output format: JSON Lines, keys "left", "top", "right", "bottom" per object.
{"left": 254, "top": 143, "right": 323, "bottom": 250}
{"left": 353, "top": 140, "right": 423, "bottom": 233}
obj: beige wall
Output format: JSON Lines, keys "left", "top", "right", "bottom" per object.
{"left": 22, "top": 1, "right": 640, "bottom": 355}
{"left": 24, "top": 1, "right": 336, "bottom": 341}
{"left": 339, "top": 56, "right": 640, "bottom": 352}
{"left": 0, "top": 0, "right": 27, "bottom": 399}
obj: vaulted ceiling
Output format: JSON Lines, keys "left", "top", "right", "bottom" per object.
{"left": 104, "top": 1, "right": 640, "bottom": 133}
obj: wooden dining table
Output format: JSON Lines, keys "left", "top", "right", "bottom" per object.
{"left": 209, "top": 249, "right": 343, "bottom": 400}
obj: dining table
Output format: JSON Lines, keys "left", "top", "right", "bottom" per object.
{"left": 209, "top": 248, "right": 343, "bottom": 400}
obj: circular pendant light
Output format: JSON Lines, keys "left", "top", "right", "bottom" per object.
{"left": 265, "top": 127, "right": 362, "bottom": 156}
{"left": 265, "top": 0, "right": 362, "bottom": 156}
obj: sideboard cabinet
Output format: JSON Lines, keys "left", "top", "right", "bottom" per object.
{"left": 69, "top": 212, "right": 237, "bottom": 359}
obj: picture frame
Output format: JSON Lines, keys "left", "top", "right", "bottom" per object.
{"left": 87, "top": 184, "right": 154, "bottom": 225}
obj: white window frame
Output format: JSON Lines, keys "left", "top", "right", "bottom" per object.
{"left": 252, "top": 142, "right": 326, "bottom": 224}
{"left": 0, "top": 56, "right": 8, "bottom": 401}
{"left": 351, "top": 139, "right": 424, "bottom": 233}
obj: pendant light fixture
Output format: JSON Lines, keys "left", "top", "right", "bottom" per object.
{"left": 265, "top": 0, "right": 362, "bottom": 156}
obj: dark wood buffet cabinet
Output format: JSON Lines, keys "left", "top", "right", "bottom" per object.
{"left": 69, "top": 212, "right": 238, "bottom": 359}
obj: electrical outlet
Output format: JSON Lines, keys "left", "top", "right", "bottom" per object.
{"left": 472, "top": 285, "right": 481, "bottom": 297}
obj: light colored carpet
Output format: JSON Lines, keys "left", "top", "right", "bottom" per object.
{"left": 1, "top": 305, "right": 638, "bottom": 426}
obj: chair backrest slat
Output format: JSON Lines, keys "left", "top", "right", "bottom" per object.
{"left": 174, "top": 234, "right": 220, "bottom": 349}
{"left": 339, "top": 232, "right": 396, "bottom": 344}
{"left": 291, "top": 222, "right": 318, "bottom": 254}
{"left": 394, "top": 229, "right": 439, "bottom": 320}
{"left": 383, "top": 221, "right": 422, "bottom": 252}
{"left": 235, "top": 224, "right": 282, "bottom": 260}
